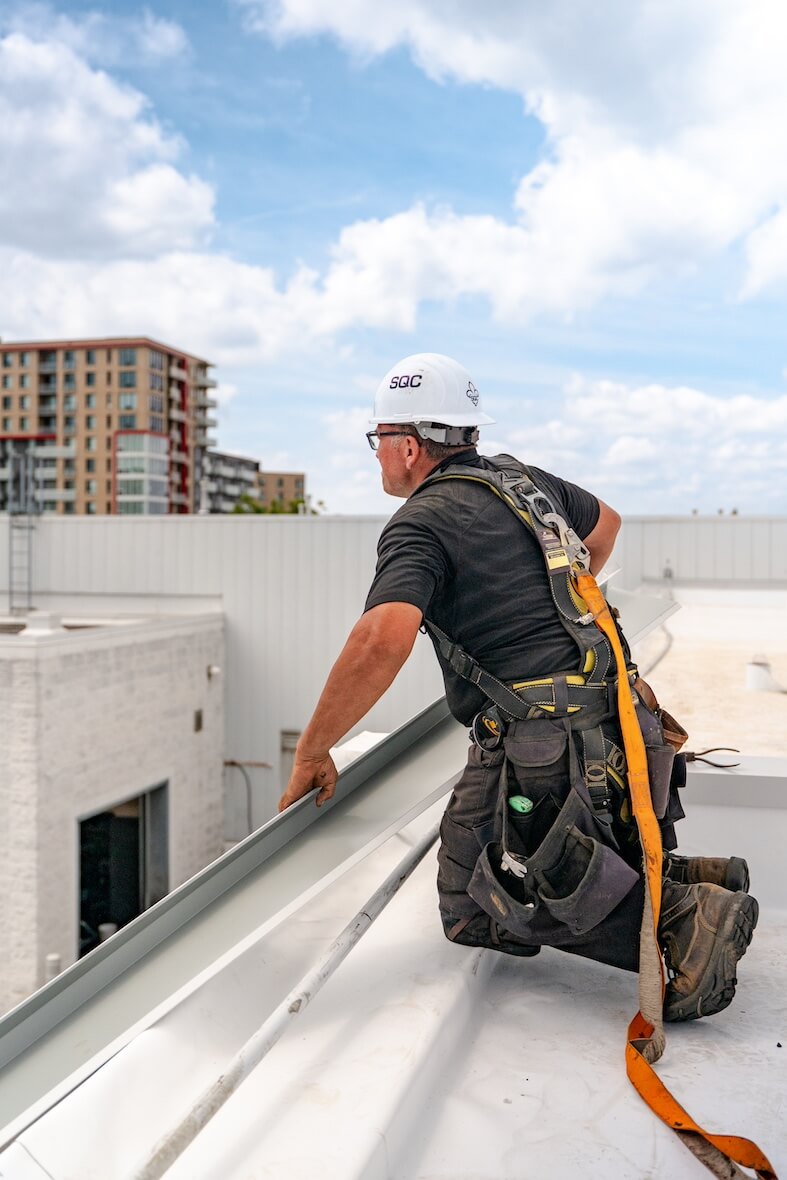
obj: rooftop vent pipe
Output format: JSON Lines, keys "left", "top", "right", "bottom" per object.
{"left": 745, "top": 654, "right": 786, "bottom": 694}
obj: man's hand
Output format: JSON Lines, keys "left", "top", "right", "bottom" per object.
{"left": 276, "top": 602, "right": 421, "bottom": 814}
{"left": 278, "top": 750, "right": 339, "bottom": 811}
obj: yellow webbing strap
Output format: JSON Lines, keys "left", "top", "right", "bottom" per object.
{"left": 575, "top": 572, "right": 777, "bottom": 1180}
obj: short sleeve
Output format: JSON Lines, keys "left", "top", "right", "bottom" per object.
{"left": 364, "top": 508, "right": 450, "bottom": 616}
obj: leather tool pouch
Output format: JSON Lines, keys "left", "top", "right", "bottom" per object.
{"left": 635, "top": 691, "right": 678, "bottom": 820}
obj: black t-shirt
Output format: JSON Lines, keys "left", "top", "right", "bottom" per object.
{"left": 364, "top": 451, "right": 600, "bottom": 724}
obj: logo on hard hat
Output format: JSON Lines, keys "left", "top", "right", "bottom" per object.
{"left": 466, "top": 382, "right": 479, "bottom": 406}
{"left": 389, "top": 374, "right": 423, "bottom": 389}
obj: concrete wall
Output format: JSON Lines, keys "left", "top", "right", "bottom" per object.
{"left": 0, "top": 614, "right": 224, "bottom": 1013}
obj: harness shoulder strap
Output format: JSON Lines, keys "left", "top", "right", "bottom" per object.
{"left": 417, "top": 457, "right": 614, "bottom": 687}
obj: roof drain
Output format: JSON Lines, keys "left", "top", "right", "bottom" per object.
{"left": 133, "top": 821, "right": 440, "bottom": 1180}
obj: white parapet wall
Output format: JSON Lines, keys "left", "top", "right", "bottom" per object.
{"left": 0, "top": 612, "right": 224, "bottom": 1015}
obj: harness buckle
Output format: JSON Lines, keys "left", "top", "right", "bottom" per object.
{"left": 471, "top": 706, "right": 506, "bottom": 751}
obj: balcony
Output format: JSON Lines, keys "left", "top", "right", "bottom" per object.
{"left": 195, "top": 393, "right": 218, "bottom": 410}
{"left": 196, "top": 374, "right": 217, "bottom": 388}
{"left": 171, "top": 491, "right": 189, "bottom": 507}
{"left": 37, "top": 361, "right": 58, "bottom": 374}
{"left": 169, "top": 363, "right": 188, "bottom": 382}
{"left": 171, "top": 448, "right": 189, "bottom": 464}
{"left": 34, "top": 487, "right": 76, "bottom": 503}
{"left": 33, "top": 443, "right": 76, "bottom": 459}
{"left": 169, "top": 406, "right": 187, "bottom": 423}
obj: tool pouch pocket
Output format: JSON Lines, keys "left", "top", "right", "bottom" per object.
{"left": 636, "top": 699, "right": 675, "bottom": 819}
{"left": 534, "top": 823, "right": 639, "bottom": 935}
{"left": 497, "top": 720, "right": 568, "bottom": 855}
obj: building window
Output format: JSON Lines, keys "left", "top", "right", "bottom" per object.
{"left": 86, "top": 436, "right": 97, "bottom": 451}
{"left": 1, "top": 375, "right": 11, "bottom": 389}
{"left": 119, "top": 393, "right": 137, "bottom": 410}
{"left": 149, "top": 349, "right": 164, "bottom": 370}
{"left": 19, "top": 395, "right": 30, "bottom": 409}
{"left": 1, "top": 396, "right": 10, "bottom": 410}
{"left": 86, "top": 479, "right": 97, "bottom": 494}
{"left": 106, "top": 349, "right": 113, "bottom": 362}
{"left": 20, "top": 374, "right": 30, "bottom": 389}
{"left": 106, "top": 414, "right": 112, "bottom": 429}
{"left": 86, "top": 372, "right": 96, "bottom": 387}
{"left": 86, "top": 415, "right": 96, "bottom": 430}
{"left": 119, "top": 414, "right": 136, "bottom": 429}
{"left": 64, "top": 395, "right": 76, "bottom": 410}
{"left": 149, "top": 394, "right": 163, "bottom": 413}
{"left": 119, "top": 372, "right": 137, "bottom": 389}
{"left": 64, "top": 459, "right": 75, "bottom": 473}
{"left": 150, "top": 416, "right": 163, "bottom": 433}
{"left": 1, "top": 417, "right": 10, "bottom": 431}
{"left": 2, "top": 352, "right": 12, "bottom": 368}
{"left": 19, "top": 352, "right": 29, "bottom": 367}
{"left": 86, "top": 501, "right": 96, "bottom": 514}
{"left": 106, "top": 458, "right": 112, "bottom": 472}
{"left": 85, "top": 349, "right": 96, "bottom": 366}
{"left": 86, "top": 458, "right": 96, "bottom": 472}
{"left": 63, "top": 416, "right": 76, "bottom": 433}
{"left": 119, "top": 348, "right": 137, "bottom": 366}
{"left": 64, "top": 373, "right": 76, "bottom": 391}
{"left": 64, "top": 501, "right": 75, "bottom": 514}
{"left": 63, "top": 350, "right": 75, "bottom": 369}
{"left": 107, "top": 371, "right": 112, "bottom": 385}
{"left": 86, "top": 394, "right": 96, "bottom": 408}
{"left": 19, "top": 416, "right": 28, "bottom": 430}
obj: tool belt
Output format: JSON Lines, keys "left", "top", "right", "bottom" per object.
{"left": 464, "top": 677, "right": 683, "bottom": 941}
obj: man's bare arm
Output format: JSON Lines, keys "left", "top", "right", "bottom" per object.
{"left": 277, "top": 601, "right": 423, "bottom": 812}
{"left": 583, "top": 499, "right": 621, "bottom": 574}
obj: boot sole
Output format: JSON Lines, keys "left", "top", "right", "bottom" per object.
{"left": 663, "top": 892, "right": 759, "bottom": 1023}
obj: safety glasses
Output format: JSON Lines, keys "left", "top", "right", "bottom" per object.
{"left": 365, "top": 429, "right": 415, "bottom": 452}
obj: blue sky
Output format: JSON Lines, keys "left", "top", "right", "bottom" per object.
{"left": 1, "top": 1, "right": 787, "bottom": 513}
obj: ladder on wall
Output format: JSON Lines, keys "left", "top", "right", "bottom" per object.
{"left": 8, "top": 451, "right": 36, "bottom": 615}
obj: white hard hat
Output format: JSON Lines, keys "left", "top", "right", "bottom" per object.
{"left": 370, "top": 352, "right": 495, "bottom": 427}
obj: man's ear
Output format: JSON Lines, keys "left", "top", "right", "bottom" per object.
{"left": 404, "top": 435, "right": 420, "bottom": 468}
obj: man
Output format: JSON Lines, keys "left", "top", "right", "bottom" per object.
{"left": 279, "top": 352, "right": 757, "bottom": 1022}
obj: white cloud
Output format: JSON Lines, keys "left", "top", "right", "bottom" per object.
{"left": 2, "top": 4, "right": 189, "bottom": 65}
{"left": 0, "top": 32, "right": 212, "bottom": 259}
{"left": 501, "top": 376, "right": 787, "bottom": 512}
{"left": 239, "top": 0, "right": 787, "bottom": 305}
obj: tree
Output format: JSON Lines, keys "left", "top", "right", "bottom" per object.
{"left": 232, "top": 493, "right": 325, "bottom": 515}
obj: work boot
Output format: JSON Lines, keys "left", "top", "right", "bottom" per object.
{"left": 659, "top": 880, "right": 758, "bottom": 1022}
{"left": 663, "top": 851, "right": 749, "bottom": 892}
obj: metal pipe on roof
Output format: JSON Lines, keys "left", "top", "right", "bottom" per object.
{"left": 133, "top": 821, "right": 440, "bottom": 1180}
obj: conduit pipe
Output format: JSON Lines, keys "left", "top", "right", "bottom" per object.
{"left": 134, "top": 821, "right": 441, "bottom": 1180}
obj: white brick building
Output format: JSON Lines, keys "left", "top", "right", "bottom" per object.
{"left": 0, "top": 612, "right": 224, "bottom": 1014}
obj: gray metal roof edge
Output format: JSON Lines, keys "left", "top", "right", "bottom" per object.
{"left": 0, "top": 696, "right": 452, "bottom": 1073}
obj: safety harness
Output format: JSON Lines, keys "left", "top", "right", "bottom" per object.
{"left": 420, "top": 455, "right": 776, "bottom": 1180}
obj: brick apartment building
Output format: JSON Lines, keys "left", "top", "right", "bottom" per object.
{"left": 255, "top": 469, "right": 305, "bottom": 510}
{"left": 0, "top": 337, "right": 218, "bottom": 515}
